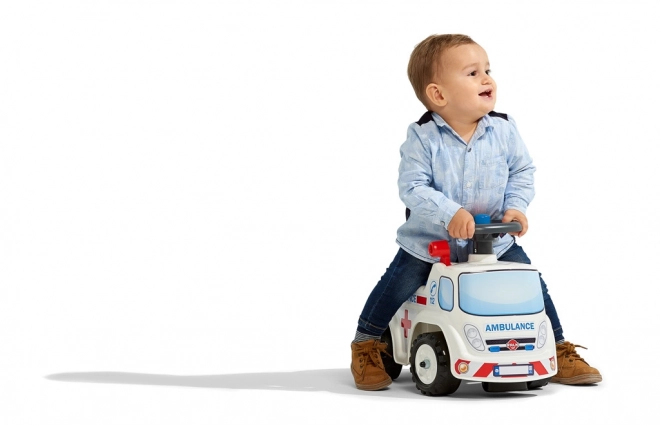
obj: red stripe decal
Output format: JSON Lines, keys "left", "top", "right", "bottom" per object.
{"left": 417, "top": 296, "right": 427, "bottom": 305}
{"left": 473, "top": 363, "right": 497, "bottom": 378}
{"left": 531, "top": 361, "right": 548, "bottom": 375}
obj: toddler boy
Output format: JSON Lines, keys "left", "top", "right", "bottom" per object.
{"left": 351, "top": 34, "right": 602, "bottom": 390}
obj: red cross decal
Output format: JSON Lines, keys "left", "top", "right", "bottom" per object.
{"left": 401, "top": 309, "right": 412, "bottom": 338}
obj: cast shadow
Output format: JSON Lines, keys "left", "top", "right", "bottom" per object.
{"left": 45, "top": 368, "right": 553, "bottom": 400}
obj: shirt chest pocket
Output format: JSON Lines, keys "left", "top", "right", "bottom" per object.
{"left": 477, "top": 155, "right": 508, "bottom": 190}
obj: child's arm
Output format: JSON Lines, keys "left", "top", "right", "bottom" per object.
{"left": 503, "top": 116, "right": 536, "bottom": 234}
{"left": 398, "top": 124, "right": 466, "bottom": 236}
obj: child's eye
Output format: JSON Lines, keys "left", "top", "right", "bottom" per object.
{"left": 486, "top": 69, "right": 492, "bottom": 75}
{"left": 469, "top": 71, "right": 477, "bottom": 76}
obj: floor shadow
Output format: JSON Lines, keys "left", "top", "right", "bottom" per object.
{"left": 46, "top": 368, "right": 549, "bottom": 400}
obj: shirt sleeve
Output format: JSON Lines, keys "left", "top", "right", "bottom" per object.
{"left": 503, "top": 116, "right": 536, "bottom": 213}
{"left": 398, "top": 124, "right": 462, "bottom": 228}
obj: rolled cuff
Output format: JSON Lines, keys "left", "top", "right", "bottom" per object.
{"left": 438, "top": 200, "right": 463, "bottom": 229}
{"left": 503, "top": 196, "right": 528, "bottom": 215}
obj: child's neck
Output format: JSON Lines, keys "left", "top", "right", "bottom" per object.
{"left": 445, "top": 118, "right": 478, "bottom": 144}
{"left": 434, "top": 109, "right": 481, "bottom": 144}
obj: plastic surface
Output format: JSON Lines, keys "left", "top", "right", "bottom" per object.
{"left": 473, "top": 216, "right": 522, "bottom": 255}
{"left": 428, "top": 240, "right": 451, "bottom": 266}
{"left": 474, "top": 214, "right": 491, "bottom": 224}
{"left": 474, "top": 221, "right": 522, "bottom": 235}
{"left": 388, "top": 234, "right": 557, "bottom": 396}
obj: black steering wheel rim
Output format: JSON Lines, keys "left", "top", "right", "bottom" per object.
{"left": 474, "top": 221, "right": 522, "bottom": 235}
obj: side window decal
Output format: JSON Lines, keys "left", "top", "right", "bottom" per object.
{"left": 439, "top": 277, "right": 454, "bottom": 311}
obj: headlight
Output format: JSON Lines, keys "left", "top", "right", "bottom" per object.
{"left": 537, "top": 321, "right": 547, "bottom": 348}
{"left": 464, "top": 324, "right": 484, "bottom": 351}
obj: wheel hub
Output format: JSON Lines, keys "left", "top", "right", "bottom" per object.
{"left": 415, "top": 345, "right": 438, "bottom": 385}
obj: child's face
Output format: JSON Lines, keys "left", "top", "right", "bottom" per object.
{"left": 433, "top": 43, "right": 496, "bottom": 120}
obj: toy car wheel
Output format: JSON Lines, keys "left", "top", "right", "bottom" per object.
{"left": 410, "top": 333, "right": 461, "bottom": 396}
{"left": 380, "top": 327, "right": 402, "bottom": 380}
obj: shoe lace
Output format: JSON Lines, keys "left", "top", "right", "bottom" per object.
{"left": 357, "top": 341, "right": 391, "bottom": 368}
{"left": 376, "top": 341, "right": 392, "bottom": 359}
{"left": 561, "top": 342, "right": 591, "bottom": 365}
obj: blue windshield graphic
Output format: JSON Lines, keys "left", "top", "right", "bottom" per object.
{"left": 458, "top": 270, "right": 544, "bottom": 316}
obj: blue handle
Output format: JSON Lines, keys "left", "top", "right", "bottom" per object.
{"left": 474, "top": 214, "right": 491, "bottom": 225}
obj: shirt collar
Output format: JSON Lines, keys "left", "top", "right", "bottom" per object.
{"left": 430, "top": 111, "right": 494, "bottom": 127}
{"left": 430, "top": 112, "right": 493, "bottom": 141}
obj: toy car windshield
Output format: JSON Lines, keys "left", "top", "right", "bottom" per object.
{"left": 458, "top": 270, "right": 544, "bottom": 316}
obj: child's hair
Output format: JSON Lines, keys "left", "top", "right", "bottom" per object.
{"left": 408, "top": 34, "right": 476, "bottom": 109}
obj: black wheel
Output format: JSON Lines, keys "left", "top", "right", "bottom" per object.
{"left": 410, "top": 333, "right": 461, "bottom": 396}
{"left": 527, "top": 378, "right": 550, "bottom": 389}
{"left": 380, "top": 327, "right": 402, "bottom": 380}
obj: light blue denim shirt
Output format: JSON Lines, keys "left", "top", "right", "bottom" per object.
{"left": 396, "top": 111, "right": 535, "bottom": 263}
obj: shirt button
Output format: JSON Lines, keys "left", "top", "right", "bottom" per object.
{"left": 467, "top": 182, "right": 472, "bottom": 188}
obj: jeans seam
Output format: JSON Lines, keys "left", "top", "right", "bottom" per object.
{"left": 359, "top": 250, "right": 405, "bottom": 335}
{"left": 358, "top": 318, "right": 388, "bottom": 334}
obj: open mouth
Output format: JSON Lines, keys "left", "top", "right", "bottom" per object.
{"left": 479, "top": 89, "right": 493, "bottom": 98}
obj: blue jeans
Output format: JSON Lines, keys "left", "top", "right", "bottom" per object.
{"left": 357, "top": 242, "right": 565, "bottom": 343}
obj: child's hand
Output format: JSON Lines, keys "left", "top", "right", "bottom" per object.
{"left": 502, "top": 209, "right": 528, "bottom": 237}
{"left": 448, "top": 208, "right": 475, "bottom": 239}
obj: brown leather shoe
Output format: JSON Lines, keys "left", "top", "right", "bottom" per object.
{"left": 551, "top": 341, "right": 602, "bottom": 385}
{"left": 350, "top": 339, "right": 392, "bottom": 390}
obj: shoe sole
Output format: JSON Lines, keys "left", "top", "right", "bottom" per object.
{"left": 355, "top": 377, "right": 393, "bottom": 391}
{"left": 550, "top": 374, "right": 602, "bottom": 385}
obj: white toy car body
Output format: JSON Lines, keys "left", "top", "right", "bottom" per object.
{"left": 383, "top": 219, "right": 557, "bottom": 395}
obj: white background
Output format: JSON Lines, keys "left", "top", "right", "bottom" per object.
{"left": 1, "top": 1, "right": 657, "bottom": 423}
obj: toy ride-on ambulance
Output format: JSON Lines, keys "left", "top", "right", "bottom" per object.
{"left": 381, "top": 215, "right": 557, "bottom": 395}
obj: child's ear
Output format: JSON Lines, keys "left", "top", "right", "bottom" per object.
{"left": 425, "top": 83, "right": 447, "bottom": 107}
